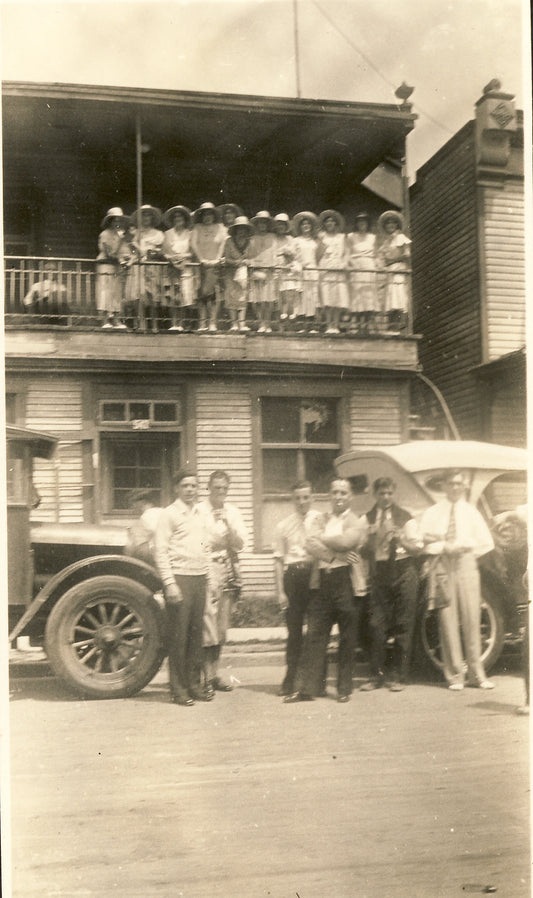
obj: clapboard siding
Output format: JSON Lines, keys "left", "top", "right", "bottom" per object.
{"left": 349, "top": 381, "right": 404, "bottom": 445}
{"left": 410, "top": 125, "right": 483, "bottom": 438}
{"left": 482, "top": 182, "right": 526, "bottom": 360}
{"left": 24, "top": 381, "right": 84, "bottom": 523}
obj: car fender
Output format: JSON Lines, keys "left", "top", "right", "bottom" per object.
{"left": 9, "top": 554, "right": 163, "bottom": 643}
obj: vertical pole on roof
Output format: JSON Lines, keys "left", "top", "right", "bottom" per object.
{"left": 293, "top": 0, "right": 302, "bottom": 98}
{"left": 135, "top": 110, "right": 143, "bottom": 221}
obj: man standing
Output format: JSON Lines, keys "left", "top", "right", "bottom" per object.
{"left": 273, "top": 480, "right": 323, "bottom": 697}
{"left": 154, "top": 470, "right": 211, "bottom": 706}
{"left": 198, "top": 470, "right": 247, "bottom": 695}
{"left": 420, "top": 469, "right": 495, "bottom": 691}
{"left": 285, "top": 477, "right": 366, "bottom": 704}
{"left": 360, "top": 477, "right": 422, "bottom": 692}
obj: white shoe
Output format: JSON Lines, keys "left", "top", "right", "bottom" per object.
{"left": 265, "top": 326, "right": 272, "bottom": 333}
{"left": 114, "top": 322, "right": 127, "bottom": 330}
{"left": 197, "top": 325, "right": 208, "bottom": 333}
{"left": 168, "top": 325, "right": 183, "bottom": 332}
{"left": 239, "top": 324, "right": 250, "bottom": 332}
{"left": 229, "top": 324, "right": 239, "bottom": 332}
{"left": 448, "top": 683, "right": 464, "bottom": 691}
{"left": 474, "top": 680, "right": 495, "bottom": 690}
{"left": 102, "top": 321, "right": 114, "bottom": 329}
{"left": 208, "top": 323, "right": 217, "bottom": 332}
{"left": 257, "top": 326, "right": 266, "bottom": 333}
{"left": 280, "top": 313, "right": 288, "bottom": 320}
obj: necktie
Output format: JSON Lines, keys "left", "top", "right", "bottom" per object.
{"left": 446, "top": 503, "right": 456, "bottom": 541}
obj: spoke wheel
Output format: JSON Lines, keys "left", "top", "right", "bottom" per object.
{"left": 420, "top": 593, "right": 504, "bottom": 674}
{"left": 45, "top": 576, "right": 166, "bottom": 698}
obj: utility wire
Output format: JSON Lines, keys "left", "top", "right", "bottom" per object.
{"left": 312, "top": 0, "right": 454, "bottom": 135}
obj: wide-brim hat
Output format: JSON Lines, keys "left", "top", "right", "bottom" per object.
{"left": 162, "top": 205, "right": 192, "bottom": 229}
{"left": 192, "top": 202, "right": 221, "bottom": 225}
{"left": 354, "top": 211, "right": 370, "bottom": 221}
{"left": 217, "top": 203, "right": 243, "bottom": 221}
{"left": 272, "top": 213, "right": 291, "bottom": 232}
{"left": 100, "top": 207, "right": 129, "bottom": 230}
{"left": 319, "top": 209, "right": 345, "bottom": 231}
{"left": 251, "top": 210, "right": 274, "bottom": 231}
{"left": 228, "top": 215, "right": 254, "bottom": 237}
{"left": 378, "top": 210, "right": 404, "bottom": 231}
{"left": 292, "top": 211, "right": 320, "bottom": 236}
{"left": 132, "top": 205, "right": 163, "bottom": 228}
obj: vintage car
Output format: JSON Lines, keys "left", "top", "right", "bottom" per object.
{"left": 7, "top": 424, "right": 167, "bottom": 700}
{"left": 335, "top": 440, "right": 528, "bottom": 673}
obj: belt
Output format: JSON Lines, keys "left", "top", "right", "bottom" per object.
{"left": 286, "top": 561, "right": 312, "bottom": 571}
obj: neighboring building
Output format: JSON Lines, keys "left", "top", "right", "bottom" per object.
{"left": 4, "top": 80, "right": 420, "bottom": 600}
{"left": 410, "top": 80, "right": 526, "bottom": 449}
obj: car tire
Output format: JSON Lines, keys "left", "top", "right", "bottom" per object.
{"left": 420, "top": 590, "right": 505, "bottom": 675}
{"left": 45, "top": 575, "right": 166, "bottom": 699}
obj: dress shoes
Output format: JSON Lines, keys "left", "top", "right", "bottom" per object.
{"left": 212, "top": 677, "right": 233, "bottom": 692}
{"left": 283, "top": 692, "right": 314, "bottom": 703}
{"left": 467, "top": 680, "right": 495, "bottom": 690}
{"left": 337, "top": 694, "right": 350, "bottom": 703}
{"left": 389, "top": 682, "right": 405, "bottom": 692}
{"left": 171, "top": 696, "right": 195, "bottom": 706}
{"left": 360, "top": 679, "right": 384, "bottom": 691}
{"left": 189, "top": 688, "right": 215, "bottom": 702}
{"left": 448, "top": 683, "right": 464, "bottom": 691}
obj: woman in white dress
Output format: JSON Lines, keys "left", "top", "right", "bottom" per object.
{"left": 190, "top": 202, "right": 226, "bottom": 332}
{"left": 292, "top": 211, "right": 321, "bottom": 332}
{"left": 318, "top": 209, "right": 349, "bottom": 334}
{"left": 162, "top": 205, "right": 198, "bottom": 331}
{"left": 129, "top": 205, "right": 165, "bottom": 332}
{"left": 346, "top": 212, "right": 378, "bottom": 333}
{"left": 375, "top": 210, "right": 412, "bottom": 332}
{"left": 272, "top": 213, "right": 301, "bottom": 328}
{"left": 96, "top": 207, "right": 132, "bottom": 328}
{"left": 249, "top": 211, "right": 276, "bottom": 333}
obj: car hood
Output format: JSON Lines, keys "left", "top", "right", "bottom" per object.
{"left": 30, "top": 521, "right": 129, "bottom": 547}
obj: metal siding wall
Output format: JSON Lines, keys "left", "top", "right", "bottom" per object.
{"left": 411, "top": 130, "right": 483, "bottom": 438}
{"left": 482, "top": 182, "right": 526, "bottom": 360}
{"left": 25, "top": 382, "right": 84, "bottom": 523}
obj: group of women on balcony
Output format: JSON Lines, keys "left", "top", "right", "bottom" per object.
{"left": 96, "top": 203, "right": 411, "bottom": 334}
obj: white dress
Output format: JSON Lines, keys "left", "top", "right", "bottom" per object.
{"left": 127, "top": 226, "right": 165, "bottom": 303}
{"left": 318, "top": 232, "right": 349, "bottom": 309}
{"left": 162, "top": 228, "right": 198, "bottom": 307}
{"left": 346, "top": 231, "right": 378, "bottom": 312}
{"left": 293, "top": 236, "right": 320, "bottom": 317}
{"left": 377, "top": 232, "right": 411, "bottom": 312}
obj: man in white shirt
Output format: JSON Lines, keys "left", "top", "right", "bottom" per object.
{"left": 273, "top": 481, "right": 323, "bottom": 697}
{"left": 198, "top": 470, "right": 247, "bottom": 695}
{"left": 154, "top": 470, "right": 210, "bottom": 706}
{"left": 420, "top": 469, "right": 495, "bottom": 691}
{"left": 359, "top": 477, "right": 423, "bottom": 692}
{"left": 284, "top": 477, "right": 367, "bottom": 703}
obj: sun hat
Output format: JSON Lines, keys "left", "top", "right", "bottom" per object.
{"left": 228, "top": 215, "right": 254, "bottom": 237}
{"left": 132, "top": 205, "right": 163, "bottom": 228}
{"left": 292, "top": 211, "right": 320, "bottom": 236}
{"left": 162, "top": 205, "right": 192, "bottom": 229}
{"left": 100, "top": 207, "right": 129, "bottom": 230}
{"left": 251, "top": 210, "right": 274, "bottom": 230}
{"left": 192, "top": 202, "right": 221, "bottom": 225}
{"left": 319, "top": 209, "right": 345, "bottom": 231}
{"left": 354, "top": 211, "right": 370, "bottom": 220}
{"left": 378, "top": 210, "right": 404, "bottom": 231}
{"left": 272, "top": 213, "right": 291, "bottom": 232}
{"left": 217, "top": 203, "right": 243, "bottom": 222}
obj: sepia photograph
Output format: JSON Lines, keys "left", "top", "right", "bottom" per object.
{"left": 1, "top": 1, "right": 530, "bottom": 896}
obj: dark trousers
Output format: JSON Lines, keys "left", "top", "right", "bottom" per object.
{"left": 282, "top": 563, "right": 314, "bottom": 693}
{"left": 166, "top": 574, "right": 207, "bottom": 701}
{"left": 298, "top": 566, "right": 358, "bottom": 697}
{"left": 368, "top": 559, "right": 418, "bottom": 682}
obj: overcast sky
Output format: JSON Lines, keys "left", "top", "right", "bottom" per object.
{"left": 0, "top": 0, "right": 529, "bottom": 177}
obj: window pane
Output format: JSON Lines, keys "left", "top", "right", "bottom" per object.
{"left": 261, "top": 398, "right": 300, "bottom": 443}
{"left": 153, "top": 402, "right": 178, "bottom": 422}
{"left": 114, "top": 489, "right": 133, "bottom": 510}
{"left": 302, "top": 400, "right": 338, "bottom": 444}
{"left": 114, "top": 442, "right": 135, "bottom": 465}
{"left": 129, "top": 402, "right": 150, "bottom": 421}
{"left": 138, "top": 444, "right": 158, "bottom": 466}
{"left": 304, "top": 449, "right": 338, "bottom": 493}
{"left": 263, "top": 449, "right": 298, "bottom": 493}
{"left": 101, "top": 402, "right": 126, "bottom": 422}
{"left": 139, "top": 470, "right": 160, "bottom": 489}
{"left": 114, "top": 467, "right": 136, "bottom": 488}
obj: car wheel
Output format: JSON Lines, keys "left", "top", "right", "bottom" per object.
{"left": 45, "top": 575, "right": 166, "bottom": 699}
{"left": 420, "top": 592, "right": 505, "bottom": 674}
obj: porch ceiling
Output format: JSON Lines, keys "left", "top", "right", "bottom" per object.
{"left": 2, "top": 82, "right": 415, "bottom": 201}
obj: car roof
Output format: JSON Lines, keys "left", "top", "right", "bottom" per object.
{"left": 336, "top": 441, "right": 527, "bottom": 474}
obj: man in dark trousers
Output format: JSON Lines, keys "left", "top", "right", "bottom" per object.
{"left": 284, "top": 477, "right": 366, "bottom": 704}
{"left": 360, "top": 477, "right": 422, "bottom": 692}
{"left": 154, "top": 470, "right": 211, "bottom": 706}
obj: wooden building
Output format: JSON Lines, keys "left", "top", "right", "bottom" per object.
{"left": 410, "top": 81, "right": 526, "bottom": 448}
{"left": 4, "top": 81, "right": 420, "bottom": 601}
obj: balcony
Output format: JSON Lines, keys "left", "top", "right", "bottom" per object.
{"left": 4, "top": 256, "right": 414, "bottom": 339}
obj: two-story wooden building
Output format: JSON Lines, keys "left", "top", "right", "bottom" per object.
{"left": 4, "top": 80, "right": 421, "bottom": 600}
{"left": 410, "top": 80, "right": 526, "bottom": 449}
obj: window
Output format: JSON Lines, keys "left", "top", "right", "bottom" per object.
{"left": 100, "top": 433, "right": 180, "bottom": 513}
{"left": 99, "top": 400, "right": 181, "bottom": 427}
{"left": 261, "top": 397, "right": 340, "bottom": 494}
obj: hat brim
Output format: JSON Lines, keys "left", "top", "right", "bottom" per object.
{"left": 319, "top": 210, "right": 345, "bottom": 231}
{"left": 378, "top": 211, "right": 404, "bottom": 230}
{"left": 101, "top": 214, "right": 129, "bottom": 230}
{"left": 133, "top": 206, "right": 163, "bottom": 228}
{"left": 193, "top": 206, "right": 222, "bottom": 224}
{"left": 251, "top": 216, "right": 275, "bottom": 231}
{"left": 163, "top": 206, "right": 192, "bottom": 229}
{"left": 292, "top": 212, "right": 320, "bottom": 235}
{"left": 218, "top": 204, "right": 243, "bottom": 218}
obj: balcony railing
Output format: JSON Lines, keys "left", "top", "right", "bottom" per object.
{"left": 4, "top": 256, "right": 413, "bottom": 336}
